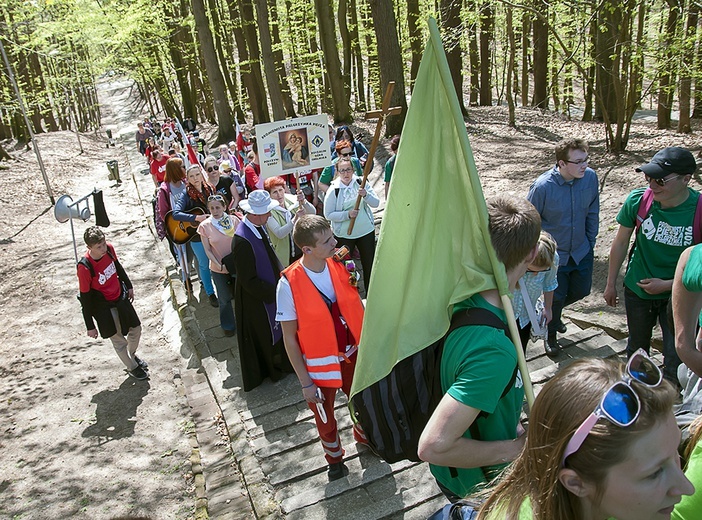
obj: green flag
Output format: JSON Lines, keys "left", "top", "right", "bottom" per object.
{"left": 350, "top": 18, "right": 510, "bottom": 397}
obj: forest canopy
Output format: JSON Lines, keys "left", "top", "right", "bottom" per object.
{"left": 1, "top": 0, "right": 701, "bottom": 150}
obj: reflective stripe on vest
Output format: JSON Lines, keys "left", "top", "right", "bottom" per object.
{"left": 283, "top": 258, "right": 364, "bottom": 388}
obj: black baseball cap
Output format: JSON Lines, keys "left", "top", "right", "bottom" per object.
{"left": 635, "top": 147, "right": 697, "bottom": 179}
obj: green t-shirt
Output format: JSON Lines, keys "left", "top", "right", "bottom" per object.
{"left": 319, "top": 157, "right": 363, "bottom": 185}
{"left": 384, "top": 155, "right": 396, "bottom": 183}
{"left": 429, "top": 294, "right": 525, "bottom": 498}
{"left": 681, "top": 244, "right": 702, "bottom": 326}
{"left": 484, "top": 499, "right": 533, "bottom": 520}
{"left": 672, "top": 440, "right": 702, "bottom": 519}
{"left": 617, "top": 187, "right": 700, "bottom": 299}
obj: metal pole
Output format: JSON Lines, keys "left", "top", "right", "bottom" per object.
{"left": 0, "top": 37, "right": 55, "bottom": 204}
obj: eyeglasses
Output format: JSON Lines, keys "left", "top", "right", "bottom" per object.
{"left": 337, "top": 169, "right": 354, "bottom": 174}
{"left": 206, "top": 165, "right": 219, "bottom": 173}
{"left": 645, "top": 174, "right": 682, "bottom": 187}
{"left": 339, "top": 152, "right": 352, "bottom": 157}
{"left": 208, "top": 195, "right": 225, "bottom": 203}
{"left": 566, "top": 156, "right": 589, "bottom": 165}
{"left": 561, "top": 349, "right": 662, "bottom": 467}
{"left": 527, "top": 267, "right": 551, "bottom": 274}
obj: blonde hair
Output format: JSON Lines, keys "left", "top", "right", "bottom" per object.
{"left": 531, "top": 231, "right": 557, "bottom": 269}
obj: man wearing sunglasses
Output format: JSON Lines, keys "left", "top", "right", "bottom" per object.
{"left": 605, "top": 147, "right": 699, "bottom": 385}
{"left": 527, "top": 138, "right": 600, "bottom": 355}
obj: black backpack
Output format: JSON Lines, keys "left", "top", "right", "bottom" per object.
{"left": 350, "top": 307, "right": 517, "bottom": 464}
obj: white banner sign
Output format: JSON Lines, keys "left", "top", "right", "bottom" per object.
{"left": 255, "top": 114, "right": 331, "bottom": 179}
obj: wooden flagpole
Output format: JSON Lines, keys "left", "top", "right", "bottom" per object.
{"left": 347, "top": 82, "right": 402, "bottom": 235}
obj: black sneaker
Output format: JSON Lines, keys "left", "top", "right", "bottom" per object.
{"left": 128, "top": 366, "right": 149, "bottom": 380}
{"left": 208, "top": 294, "right": 219, "bottom": 308}
{"left": 545, "top": 334, "right": 561, "bottom": 357}
{"left": 327, "top": 461, "right": 349, "bottom": 481}
{"left": 134, "top": 355, "right": 149, "bottom": 370}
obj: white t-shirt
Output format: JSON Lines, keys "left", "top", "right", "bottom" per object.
{"left": 276, "top": 263, "right": 336, "bottom": 321}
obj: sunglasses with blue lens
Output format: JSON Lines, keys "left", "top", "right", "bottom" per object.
{"left": 561, "top": 349, "right": 662, "bottom": 467}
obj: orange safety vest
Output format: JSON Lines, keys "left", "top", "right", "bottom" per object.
{"left": 283, "top": 258, "right": 364, "bottom": 388}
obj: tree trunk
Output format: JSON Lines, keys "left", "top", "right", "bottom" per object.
{"left": 677, "top": 3, "right": 698, "bottom": 133}
{"left": 348, "top": 0, "right": 367, "bottom": 110}
{"left": 532, "top": 2, "right": 549, "bottom": 108}
{"left": 367, "top": 0, "right": 408, "bottom": 135}
{"left": 407, "top": 0, "right": 422, "bottom": 90}
{"left": 338, "top": 0, "right": 353, "bottom": 103}
{"left": 361, "top": 0, "right": 381, "bottom": 107}
{"left": 237, "top": 0, "right": 271, "bottom": 123}
{"left": 507, "top": 8, "right": 516, "bottom": 127}
{"left": 227, "top": 0, "right": 254, "bottom": 122}
{"left": 191, "top": 0, "right": 236, "bottom": 141}
{"left": 594, "top": 0, "right": 619, "bottom": 123}
{"left": 521, "top": 12, "right": 530, "bottom": 107}
{"left": 468, "top": 13, "right": 480, "bottom": 106}
{"left": 582, "top": 7, "right": 596, "bottom": 121}
{"left": 254, "top": 0, "right": 287, "bottom": 120}
{"left": 268, "top": 0, "right": 296, "bottom": 117}
{"left": 479, "top": 1, "right": 494, "bottom": 106}
{"left": 440, "top": 0, "right": 468, "bottom": 115}
{"left": 657, "top": 2, "right": 680, "bottom": 130}
{"left": 0, "top": 142, "right": 11, "bottom": 161}
{"left": 315, "top": 0, "right": 351, "bottom": 122}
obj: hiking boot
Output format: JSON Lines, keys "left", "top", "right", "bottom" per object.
{"left": 327, "top": 461, "right": 349, "bottom": 481}
{"left": 208, "top": 294, "right": 219, "bottom": 307}
{"left": 128, "top": 365, "right": 149, "bottom": 380}
{"left": 545, "top": 334, "right": 561, "bottom": 357}
{"left": 134, "top": 355, "right": 149, "bottom": 370}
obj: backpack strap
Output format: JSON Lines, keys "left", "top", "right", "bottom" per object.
{"left": 446, "top": 307, "right": 519, "bottom": 479}
{"left": 77, "top": 249, "right": 116, "bottom": 280}
{"left": 634, "top": 188, "right": 654, "bottom": 234}
{"left": 447, "top": 307, "right": 519, "bottom": 402}
{"left": 694, "top": 192, "right": 702, "bottom": 244}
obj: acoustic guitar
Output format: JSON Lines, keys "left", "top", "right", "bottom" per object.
{"left": 164, "top": 207, "right": 206, "bottom": 244}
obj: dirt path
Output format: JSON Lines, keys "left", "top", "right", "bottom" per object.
{"left": 0, "top": 79, "right": 197, "bottom": 519}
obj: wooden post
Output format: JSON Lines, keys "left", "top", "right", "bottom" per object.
{"left": 347, "top": 82, "right": 402, "bottom": 235}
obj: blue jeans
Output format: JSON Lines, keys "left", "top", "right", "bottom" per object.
{"left": 212, "top": 271, "right": 236, "bottom": 332}
{"left": 624, "top": 286, "right": 679, "bottom": 383}
{"left": 549, "top": 250, "right": 594, "bottom": 334}
{"left": 190, "top": 240, "right": 215, "bottom": 296}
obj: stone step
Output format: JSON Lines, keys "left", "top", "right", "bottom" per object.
{"left": 234, "top": 321, "right": 640, "bottom": 518}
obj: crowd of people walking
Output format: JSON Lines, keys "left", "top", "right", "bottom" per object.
{"left": 77, "top": 117, "right": 702, "bottom": 518}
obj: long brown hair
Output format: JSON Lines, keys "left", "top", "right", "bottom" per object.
{"left": 477, "top": 358, "right": 676, "bottom": 520}
{"left": 164, "top": 158, "right": 185, "bottom": 184}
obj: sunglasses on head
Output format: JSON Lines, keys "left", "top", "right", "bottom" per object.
{"left": 645, "top": 174, "right": 681, "bottom": 187}
{"left": 208, "top": 194, "right": 225, "bottom": 203}
{"left": 207, "top": 165, "right": 219, "bottom": 173}
{"left": 561, "top": 349, "right": 662, "bottom": 467}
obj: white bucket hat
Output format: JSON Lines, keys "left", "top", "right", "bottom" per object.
{"left": 240, "top": 190, "right": 277, "bottom": 215}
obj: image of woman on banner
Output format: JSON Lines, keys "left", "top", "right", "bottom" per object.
{"left": 281, "top": 130, "right": 309, "bottom": 169}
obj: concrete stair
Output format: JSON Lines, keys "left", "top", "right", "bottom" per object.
{"left": 231, "top": 319, "right": 644, "bottom": 519}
